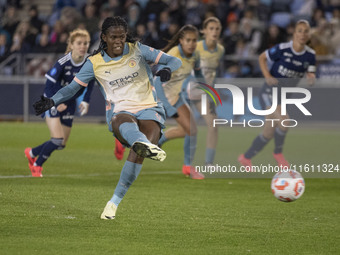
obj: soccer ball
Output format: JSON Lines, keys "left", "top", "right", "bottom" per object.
{"left": 271, "top": 170, "right": 305, "bottom": 202}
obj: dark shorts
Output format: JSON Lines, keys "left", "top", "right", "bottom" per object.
{"left": 42, "top": 100, "right": 76, "bottom": 127}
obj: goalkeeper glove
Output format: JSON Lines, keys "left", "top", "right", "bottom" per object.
{"left": 33, "top": 96, "right": 55, "bottom": 116}
{"left": 155, "top": 67, "right": 171, "bottom": 82}
{"left": 79, "top": 101, "right": 89, "bottom": 116}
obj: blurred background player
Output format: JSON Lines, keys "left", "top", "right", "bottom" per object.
{"left": 25, "top": 28, "right": 94, "bottom": 177}
{"left": 238, "top": 20, "right": 316, "bottom": 168}
{"left": 155, "top": 25, "right": 205, "bottom": 179}
{"left": 182, "top": 17, "right": 225, "bottom": 166}
{"left": 32, "top": 16, "right": 181, "bottom": 219}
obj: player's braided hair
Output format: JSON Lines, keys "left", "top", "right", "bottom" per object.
{"left": 92, "top": 16, "right": 137, "bottom": 56}
{"left": 162, "top": 25, "right": 198, "bottom": 53}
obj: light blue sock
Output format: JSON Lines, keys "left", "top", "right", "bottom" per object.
{"left": 110, "top": 161, "right": 143, "bottom": 206}
{"left": 158, "top": 134, "right": 168, "bottom": 147}
{"left": 119, "top": 122, "right": 150, "bottom": 147}
{"left": 205, "top": 148, "right": 216, "bottom": 165}
{"left": 184, "top": 135, "right": 197, "bottom": 165}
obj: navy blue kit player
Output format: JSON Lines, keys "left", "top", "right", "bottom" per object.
{"left": 238, "top": 20, "right": 316, "bottom": 168}
{"left": 25, "top": 29, "right": 94, "bottom": 177}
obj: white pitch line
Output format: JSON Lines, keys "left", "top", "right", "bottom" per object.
{"left": 0, "top": 171, "right": 180, "bottom": 179}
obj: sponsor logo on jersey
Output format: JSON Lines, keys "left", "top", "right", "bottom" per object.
{"left": 278, "top": 65, "right": 304, "bottom": 78}
{"left": 109, "top": 72, "right": 139, "bottom": 89}
{"left": 292, "top": 60, "right": 302, "bottom": 66}
{"left": 283, "top": 52, "right": 293, "bottom": 57}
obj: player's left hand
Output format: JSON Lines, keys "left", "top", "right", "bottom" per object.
{"left": 57, "top": 103, "right": 67, "bottom": 112}
{"left": 79, "top": 101, "right": 89, "bottom": 116}
{"left": 155, "top": 67, "right": 171, "bottom": 82}
{"left": 33, "top": 96, "right": 55, "bottom": 116}
{"left": 306, "top": 72, "right": 316, "bottom": 86}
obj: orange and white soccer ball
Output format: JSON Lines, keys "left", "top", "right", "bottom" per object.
{"left": 271, "top": 170, "right": 305, "bottom": 202}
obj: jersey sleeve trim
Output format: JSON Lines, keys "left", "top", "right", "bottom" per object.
{"left": 74, "top": 77, "right": 88, "bottom": 87}
{"left": 265, "top": 49, "right": 271, "bottom": 61}
{"left": 154, "top": 52, "right": 164, "bottom": 65}
{"left": 308, "top": 66, "right": 316, "bottom": 73}
{"left": 45, "top": 74, "right": 56, "bottom": 83}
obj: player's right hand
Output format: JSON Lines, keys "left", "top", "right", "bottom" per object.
{"left": 265, "top": 76, "right": 279, "bottom": 86}
{"left": 79, "top": 101, "right": 89, "bottom": 116}
{"left": 33, "top": 96, "right": 55, "bottom": 116}
{"left": 306, "top": 72, "right": 316, "bottom": 86}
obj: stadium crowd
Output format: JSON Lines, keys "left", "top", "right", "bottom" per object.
{"left": 1, "top": 0, "right": 340, "bottom": 77}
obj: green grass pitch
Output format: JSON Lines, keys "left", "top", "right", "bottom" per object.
{"left": 0, "top": 121, "right": 339, "bottom": 254}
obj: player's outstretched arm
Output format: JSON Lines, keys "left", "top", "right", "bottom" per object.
{"left": 32, "top": 81, "right": 83, "bottom": 115}
{"left": 158, "top": 53, "right": 182, "bottom": 73}
{"left": 139, "top": 43, "right": 182, "bottom": 73}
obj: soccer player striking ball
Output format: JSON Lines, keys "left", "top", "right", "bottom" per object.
{"left": 32, "top": 16, "right": 181, "bottom": 219}
{"left": 25, "top": 29, "right": 94, "bottom": 177}
{"left": 154, "top": 25, "right": 205, "bottom": 179}
{"left": 238, "top": 20, "right": 316, "bottom": 168}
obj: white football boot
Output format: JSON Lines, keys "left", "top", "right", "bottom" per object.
{"left": 132, "top": 141, "right": 166, "bottom": 162}
{"left": 100, "top": 201, "right": 117, "bottom": 220}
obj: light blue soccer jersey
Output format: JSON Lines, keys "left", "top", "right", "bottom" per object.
{"left": 157, "top": 44, "right": 201, "bottom": 105}
{"left": 183, "top": 40, "right": 225, "bottom": 101}
{"left": 196, "top": 40, "right": 225, "bottom": 85}
{"left": 53, "top": 42, "right": 181, "bottom": 114}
